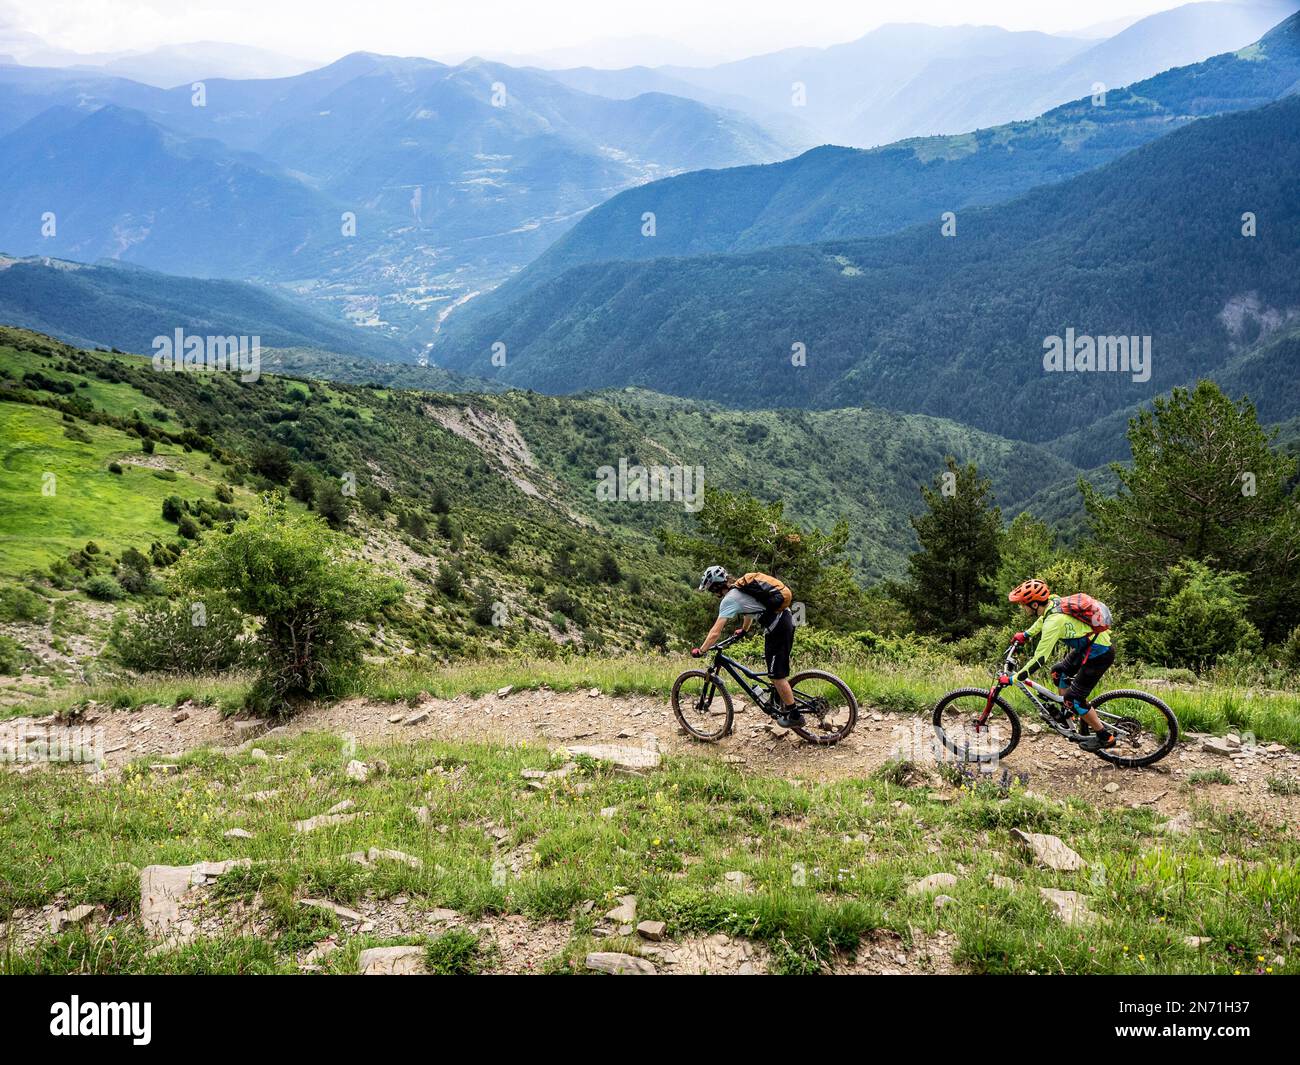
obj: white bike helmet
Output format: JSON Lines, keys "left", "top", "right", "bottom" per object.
{"left": 698, "top": 565, "right": 730, "bottom": 591}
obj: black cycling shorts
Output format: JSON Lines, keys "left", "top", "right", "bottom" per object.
{"left": 764, "top": 609, "right": 795, "bottom": 680}
{"left": 1051, "top": 645, "right": 1113, "bottom": 712}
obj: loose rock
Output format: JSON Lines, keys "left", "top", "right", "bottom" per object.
{"left": 1039, "top": 888, "right": 1095, "bottom": 926}
{"left": 907, "top": 872, "right": 958, "bottom": 896}
{"left": 359, "top": 946, "right": 426, "bottom": 975}
{"left": 1011, "top": 830, "right": 1086, "bottom": 872}
{"left": 585, "top": 951, "right": 656, "bottom": 975}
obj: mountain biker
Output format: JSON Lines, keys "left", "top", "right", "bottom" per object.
{"left": 692, "top": 565, "right": 801, "bottom": 727}
{"left": 1005, "top": 578, "right": 1116, "bottom": 752}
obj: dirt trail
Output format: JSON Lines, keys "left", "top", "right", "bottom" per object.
{"left": 12, "top": 687, "right": 1299, "bottom": 829}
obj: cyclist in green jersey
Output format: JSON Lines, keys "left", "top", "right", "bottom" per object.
{"left": 1005, "top": 578, "right": 1116, "bottom": 752}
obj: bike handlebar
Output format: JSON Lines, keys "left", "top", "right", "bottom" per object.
{"left": 711, "top": 629, "right": 754, "bottom": 652}
{"left": 999, "top": 643, "right": 1022, "bottom": 677}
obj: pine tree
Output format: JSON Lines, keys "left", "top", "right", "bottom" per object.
{"left": 1082, "top": 380, "right": 1300, "bottom": 638}
{"left": 898, "top": 458, "right": 1002, "bottom": 638}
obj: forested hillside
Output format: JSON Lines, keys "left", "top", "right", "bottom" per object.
{"left": 0, "top": 257, "right": 407, "bottom": 361}
{"left": 440, "top": 10, "right": 1300, "bottom": 337}
{"left": 433, "top": 94, "right": 1300, "bottom": 443}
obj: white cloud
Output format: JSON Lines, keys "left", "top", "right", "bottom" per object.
{"left": 1, "top": 0, "right": 1197, "bottom": 67}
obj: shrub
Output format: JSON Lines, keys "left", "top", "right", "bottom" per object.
{"left": 250, "top": 444, "right": 294, "bottom": 483}
{"left": 0, "top": 634, "right": 32, "bottom": 674}
{"left": 595, "top": 552, "right": 622, "bottom": 583}
{"left": 108, "top": 598, "right": 246, "bottom": 674}
{"left": 290, "top": 467, "right": 316, "bottom": 506}
{"left": 108, "top": 462, "right": 124, "bottom": 475}
{"left": 82, "top": 575, "right": 126, "bottom": 601}
{"left": 424, "top": 929, "right": 491, "bottom": 974}
{"left": 950, "top": 624, "right": 1015, "bottom": 666}
{"left": 1279, "top": 625, "right": 1300, "bottom": 671}
{"left": 546, "top": 588, "right": 586, "bottom": 624}
{"left": 175, "top": 494, "right": 401, "bottom": 713}
{"left": 315, "top": 480, "right": 350, "bottom": 530}
{"left": 482, "top": 524, "right": 516, "bottom": 557}
{"left": 0, "top": 584, "right": 50, "bottom": 624}
{"left": 116, "top": 547, "right": 156, "bottom": 595}
{"left": 434, "top": 565, "right": 463, "bottom": 599}
{"left": 470, "top": 585, "right": 498, "bottom": 627}
{"left": 1127, "top": 561, "right": 1261, "bottom": 669}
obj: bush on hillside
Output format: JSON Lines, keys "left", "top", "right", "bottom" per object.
{"left": 82, "top": 574, "right": 126, "bottom": 601}
{"left": 175, "top": 494, "right": 402, "bottom": 714}
{"left": 1127, "top": 561, "right": 1260, "bottom": 669}
{"left": 0, "top": 584, "right": 51, "bottom": 624}
{"left": 0, "top": 635, "right": 32, "bottom": 674}
{"left": 108, "top": 598, "right": 246, "bottom": 674}
{"left": 1280, "top": 625, "right": 1300, "bottom": 670}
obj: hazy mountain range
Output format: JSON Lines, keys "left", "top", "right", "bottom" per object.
{"left": 546, "top": 1, "right": 1299, "bottom": 148}
{"left": 439, "top": 11, "right": 1300, "bottom": 359}
{"left": 2, "top": 2, "right": 1298, "bottom": 422}
{"left": 431, "top": 48, "right": 1300, "bottom": 447}
{"left": 0, "top": 50, "right": 790, "bottom": 345}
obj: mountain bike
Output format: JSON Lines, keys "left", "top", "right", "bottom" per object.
{"left": 931, "top": 642, "right": 1179, "bottom": 768}
{"left": 671, "top": 630, "right": 857, "bottom": 746}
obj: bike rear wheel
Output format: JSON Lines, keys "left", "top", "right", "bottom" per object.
{"left": 787, "top": 670, "right": 857, "bottom": 746}
{"left": 931, "top": 687, "right": 1022, "bottom": 763}
{"left": 671, "top": 669, "right": 734, "bottom": 742}
{"left": 1091, "top": 689, "right": 1179, "bottom": 767}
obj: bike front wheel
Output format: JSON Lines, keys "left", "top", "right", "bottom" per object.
{"left": 1091, "top": 689, "right": 1179, "bottom": 767}
{"left": 788, "top": 670, "right": 858, "bottom": 746}
{"left": 671, "top": 669, "right": 734, "bottom": 742}
{"left": 931, "top": 687, "right": 1022, "bottom": 763}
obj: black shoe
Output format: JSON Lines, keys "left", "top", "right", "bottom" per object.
{"left": 1079, "top": 729, "right": 1116, "bottom": 753}
{"left": 775, "top": 705, "right": 804, "bottom": 728}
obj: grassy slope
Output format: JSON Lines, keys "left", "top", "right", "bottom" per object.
{"left": 0, "top": 348, "right": 266, "bottom": 575}
{"left": 2, "top": 730, "right": 1295, "bottom": 975}
{"left": 1, "top": 327, "right": 1080, "bottom": 595}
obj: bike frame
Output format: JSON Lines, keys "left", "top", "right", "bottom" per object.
{"left": 981, "top": 645, "right": 1130, "bottom": 734}
{"left": 704, "top": 633, "right": 818, "bottom": 712}
{"left": 978, "top": 647, "right": 1066, "bottom": 727}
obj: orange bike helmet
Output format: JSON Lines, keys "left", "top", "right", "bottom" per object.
{"left": 1008, "top": 578, "right": 1051, "bottom": 605}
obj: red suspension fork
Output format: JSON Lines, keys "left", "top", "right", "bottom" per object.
{"left": 977, "top": 684, "right": 998, "bottom": 727}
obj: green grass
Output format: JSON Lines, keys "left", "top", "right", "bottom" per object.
{"left": 425, "top": 928, "right": 493, "bottom": 974}
{"left": 0, "top": 344, "right": 159, "bottom": 421}
{"left": 0, "top": 403, "right": 255, "bottom": 575}
{"left": 1187, "top": 769, "right": 1233, "bottom": 786}
{"left": 1, "top": 731, "right": 1294, "bottom": 975}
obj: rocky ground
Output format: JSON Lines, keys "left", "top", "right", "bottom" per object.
{"left": 4, "top": 687, "right": 1297, "bottom": 974}
{"left": 9, "top": 685, "right": 1297, "bottom": 829}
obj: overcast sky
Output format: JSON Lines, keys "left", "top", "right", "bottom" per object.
{"left": 0, "top": 0, "right": 1199, "bottom": 64}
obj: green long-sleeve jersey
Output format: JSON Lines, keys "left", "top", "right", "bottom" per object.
{"left": 1014, "top": 601, "right": 1112, "bottom": 681}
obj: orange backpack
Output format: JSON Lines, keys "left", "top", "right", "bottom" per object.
{"left": 733, "top": 572, "right": 793, "bottom": 615}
